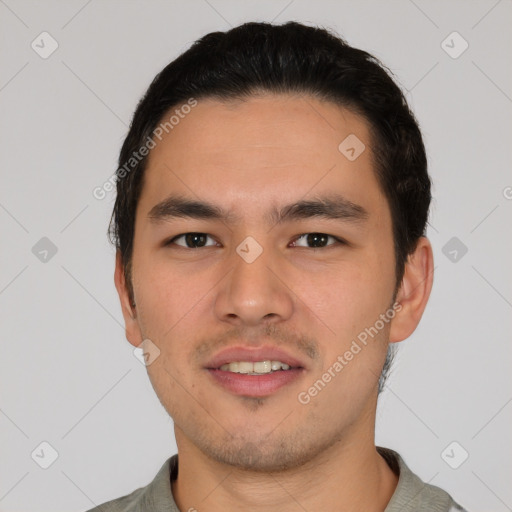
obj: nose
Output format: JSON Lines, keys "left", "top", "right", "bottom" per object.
{"left": 213, "top": 246, "right": 294, "bottom": 327}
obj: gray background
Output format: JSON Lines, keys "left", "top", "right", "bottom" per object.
{"left": 1, "top": 1, "right": 511, "bottom": 511}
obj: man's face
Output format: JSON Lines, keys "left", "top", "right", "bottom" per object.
{"left": 123, "top": 94, "right": 398, "bottom": 471}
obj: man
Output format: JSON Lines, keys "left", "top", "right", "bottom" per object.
{"left": 90, "top": 21, "right": 468, "bottom": 511}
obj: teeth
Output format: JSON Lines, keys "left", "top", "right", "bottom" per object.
{"left": 219, "top": 360, "right": 292, "bottom": 374}
{"left": 253, "top": 361, "right": 271, "bottom": 373}
{"left": 227, "top": 362, "right": 239, "bottom": 372}
{"left": 237, "top": 362, "right": 253, "bottom": 374}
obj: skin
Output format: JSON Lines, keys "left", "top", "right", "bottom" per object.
{"left": 115, "top": 93, "right": 434, "bottom": 511}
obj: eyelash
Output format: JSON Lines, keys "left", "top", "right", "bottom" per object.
{"left": 164, "top": 232, "right": 347, "bottom": 250}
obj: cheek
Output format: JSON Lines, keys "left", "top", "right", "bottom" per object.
{"left": 291, "top": 257, "right": 393, "bottom": 343}
{"left": 133, "top": 258, "right": 220, "bottom": 385}
{"left": 134, "top": 257, "right": 206, "bottom": 337}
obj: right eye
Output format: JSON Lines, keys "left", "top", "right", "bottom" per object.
{"left": 165, "top": 233, "right": 219, "bottom": 249}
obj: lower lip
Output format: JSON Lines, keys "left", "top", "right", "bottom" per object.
{"left": 207, "top": 368, "right": 304, "bottom": 397}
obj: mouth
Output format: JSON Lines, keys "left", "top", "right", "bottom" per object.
{"left": 218, "top": 360, "right": 294, "bottom": 374}
{"left": 204, "top": 346, "right": 307, "bottom": 397}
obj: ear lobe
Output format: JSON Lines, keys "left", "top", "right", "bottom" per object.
{"left": 389, "top": 237, "right": 434, "bottom": 343}
{"left": 114, "top": 251, "right": 143, "bottom": 347}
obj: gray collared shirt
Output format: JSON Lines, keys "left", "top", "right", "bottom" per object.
{"left": 86, "top": 447, "right": 468, "bottom": 511}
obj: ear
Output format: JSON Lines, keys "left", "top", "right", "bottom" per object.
{"left": 114, "top": 250, "right": 143, "bottom": 348}
{"left": 389, "top": 237, "right": 434, "bottom": 343}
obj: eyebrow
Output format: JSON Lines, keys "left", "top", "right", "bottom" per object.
{"left": 147, "top": 193, "right": 369, "bottom": 227}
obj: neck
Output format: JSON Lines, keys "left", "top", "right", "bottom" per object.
{"left": 171, "top": 412, "right": 398, "bottom": 511}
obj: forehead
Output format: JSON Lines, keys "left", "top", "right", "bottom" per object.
{"left": 138, "top": 94, "right": 388, "bottom": 221}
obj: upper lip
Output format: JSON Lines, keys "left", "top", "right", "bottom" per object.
{"left": 204, "top": 345, "right": 307, "bottom": 370}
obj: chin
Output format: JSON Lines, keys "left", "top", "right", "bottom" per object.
{"left": 193, "top": 423, "right": 343, "bottom": 473}
{"left": 204, "top": 442, "right": 312, "bottom": 472}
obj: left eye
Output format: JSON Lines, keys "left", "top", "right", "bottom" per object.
{"left": 290, "top": 233, "right": 341, "bottom": 248}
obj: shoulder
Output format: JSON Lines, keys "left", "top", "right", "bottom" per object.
{"left": 83, "top": 455, "right": 178, "bottom": 512}
{"left": 84, "top": 486, "right": 146, "bottom": 512}
{"left": 377, "top": 447, "right": 469, "bottom": 512}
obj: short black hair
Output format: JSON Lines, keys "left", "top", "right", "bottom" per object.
{"left": 108, "top": 21, "right": 431, "bottom": 391}
{"left": 109, "top": 21, "right": 430, "bottom": 299}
